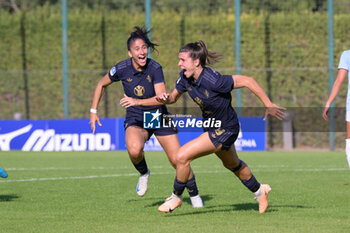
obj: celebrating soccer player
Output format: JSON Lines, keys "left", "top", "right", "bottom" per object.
{"left": 155, "top": 40, "right": 285, "bottom": 213}
{"left": 89, "top": 27, "right": 203, "bottom": 208}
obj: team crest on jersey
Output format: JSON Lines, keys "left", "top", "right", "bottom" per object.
{"left": 127, "top": 78, "right": 133, "bottom": 82}
{"left": 211, "top": 133, "right": 216, "bottom": 139}
{"left": 134, "top": 85, "right": 145, "bottom": 97}
{"left": 215, "top": 128, "right": 225, "bottom": 136}
{"left": 194, "top": 97, "right": 203, "bottom": 108}
{"left": 109, "top": 67, "right": 116, "bottom": 76}
{"left": 205, "top": 89, "right": 210, "bottom": 98}
{"left": 188, "top": 87, "right": 192, "bottom": 91}
{"left": 147, "top": 75, "right": 152, "bottom": 83}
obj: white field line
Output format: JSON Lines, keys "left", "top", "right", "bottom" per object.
{"left": 0, "top": 168, "right": 348, "bottom": 183}
{"left": 1, "top": 164, "right": 309, "bottom": 171}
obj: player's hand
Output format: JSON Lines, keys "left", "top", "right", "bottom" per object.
{"left": 264, "top": 103, "right": 286, "bottom": 120}
{"left": 89, "top": 113, "right": 102, "bottom": 134}
{"left": 156, "top": 93, "right": 170, "bottom": 104}
{"left": 120, "top": 94, "right": 139, "bottom": 108}
{"left": 322, "top": 105, "right": 330, "bottom": 121}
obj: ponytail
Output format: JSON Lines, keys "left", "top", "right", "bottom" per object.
{"left": 179, "top": 40, "right": 220, "bottom": 67}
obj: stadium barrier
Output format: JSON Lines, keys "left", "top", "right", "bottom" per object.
{"left": 0, "top": 117, "right": 265, "bottom": 151}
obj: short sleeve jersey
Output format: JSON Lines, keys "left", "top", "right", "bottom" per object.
{"left": 108, "top": 58, "right": 168, "bottom": 120}
{"left": 338, "top": 50, "right": 350, "bottom": 110}
{"left": 175, "top": 67, "right": 239, "bottom": 132}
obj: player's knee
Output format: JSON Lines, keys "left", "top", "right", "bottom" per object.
{"left": 175, "top": 149, "right": 189, "bottom": 166}
{"left": 224, "top": 159, "right": 243, "bottom": 172}
{"left": 127, "top": 143, "right": 143, "bottom": 159}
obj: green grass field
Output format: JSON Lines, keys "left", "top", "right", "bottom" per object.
{"left": 0, "top": 151, "right": 349, "bottom": 233}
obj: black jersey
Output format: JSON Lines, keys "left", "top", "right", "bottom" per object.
{"left": 175, "top": 67, "right": 239, "bottom": 132}
{"left": 108, "top": 58, "right": 168, "bottom": 121}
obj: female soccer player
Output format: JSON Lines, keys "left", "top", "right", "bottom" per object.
{"left": 89, "top": 27, "right": 203, "bottom": 207}
{"left": 155, "top": 40, "right": 285, "bottom": 213}
{"left": 323, "top": 50, "right": 350, "bottom": 167}
{"left": 0, "top": 168, "right": 8, "bottom": 178}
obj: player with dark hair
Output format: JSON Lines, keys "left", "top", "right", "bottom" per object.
{"left": 154, "top": 40, "right": 285, "bottom": 213}
{"left": 89, "top": 27, "right": 203, "bottom": 207}
{"left": 0, "top": 168, "right": 8, "bottom": 178}
{"left": 323, "top": 50, "right": 350, "bottom": 167}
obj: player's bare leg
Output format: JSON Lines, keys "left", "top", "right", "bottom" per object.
{"left": 125, "top": 126, "right": 150, "bottom": 197}
{"left": 157, "top": 134, "right": 203, "bottom": 208}
{"left": 216, "top": 146, "right": 271, "bottom": 213}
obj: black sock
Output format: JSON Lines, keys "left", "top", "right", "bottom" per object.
{"left": 241, "top": 175, "right": 261, "bottom": 193}
{"left": 186, "top": 175, "right": 199, "bottom": 197}
{"left": 173, "top": 178, "right": 186, "bottom": 196}
{"left": 132, "top": 158, "right": 148, "bottom": 175}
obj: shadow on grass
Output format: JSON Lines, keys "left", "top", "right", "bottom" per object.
{"left": 0, "top": 194, "right": 20, "bottom": 202}
{"left": 161, "top": 203, "right": 310, "bottom": 217}
{"left": 141, "top": 195, "right": 214, "bottom": 208}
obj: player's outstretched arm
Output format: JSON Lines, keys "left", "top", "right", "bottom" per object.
{"left": 232, "top": 75, "right": 286, "bottom": 120}
{"left": 323, "top": 69, "right": 347, "bottom": 121}
{"left": 89, "top": 74, "right": 111, "bottom": 133}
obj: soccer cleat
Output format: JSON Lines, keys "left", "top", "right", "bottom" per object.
{"left": 190, "top": 194, "right": 204, "bottom": 208}
{"left": 254, "top": 184, "right": 271, "bottom": 213}
{"left": 0, "top": 168, "right": 8, "bottom": 178}
{"left": 136, "top": 169, "right": 150, "bottom": 197}
{"left": 158, "top": 193, "right": 183, "bottom": 213}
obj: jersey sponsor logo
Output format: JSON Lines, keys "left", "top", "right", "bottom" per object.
{"left": 147, "top": 75, "right": 152, "bottom": 83}
{"left": 0, "top": 125, "right": 32, "bottom": 151}
{"left": 127, "top": 78, "right": 133, "bottom": 82}
{"left": 143, "top": 110, "right": 161, "bottom": 129}
{"left": 109, "top": 67, "right": 116, "bottom": 76}
{"left": 134, "top": 85, "right": 145, "bottom": 97}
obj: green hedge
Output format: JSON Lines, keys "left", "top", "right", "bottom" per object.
{"left": 1, "top": 7, "right": 349, "bottom": 148}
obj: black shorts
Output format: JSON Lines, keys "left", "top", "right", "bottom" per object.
{"left": 207, "top": 128, "right": 239, "bottom": 150}
{"left": 124, "top": 118, "right": 178, "bottom": 140}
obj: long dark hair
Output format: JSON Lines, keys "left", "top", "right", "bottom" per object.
{"left": 127, "top": 26, "right": 158, "bottom": 52}
{"left": 179, "top": 40, "right": 220, "bottom": 67}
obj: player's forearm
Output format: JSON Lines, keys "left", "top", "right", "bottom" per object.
{"left": 166, "top": 92, "right": 179, "bottom": 104}
{"left": 246, "top": 77, "right": 272, "bottom": 107}
{"left": 326, "top": 81, "right": 343, "bottom": 106}
{"left": 91, "top": 84, "right": 105, "bottom": 109}
{"left": 137, "top": 97, "right": 164, "bottom": 106}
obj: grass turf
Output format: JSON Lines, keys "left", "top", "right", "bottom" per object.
{"left": 0, "top": 151, "right": 349, "bottom": 233}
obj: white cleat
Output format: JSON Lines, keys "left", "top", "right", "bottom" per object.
{"left": 136, "top": 169, "right": 150, "bottom": 197}
{"left": 254, "top": 184, "right": 271, "bottom": 213}
{"left": 190, "top": 195, "right": 204, "bottom": 208}
{"left": 158, "top": 193, "right": 183, "bottom": 213}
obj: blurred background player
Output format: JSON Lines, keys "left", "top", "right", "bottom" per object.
{"left": 155, "top": 40, "right": 285, "bottom": 213}
{"left": 0, "top": 168, "right": 8, "bottom": 178}
{"left": 89, "top": 27, "right": 203, "bottom": 207}
{"left": 323, "top": 50, "right": 350, "bottom": 168}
